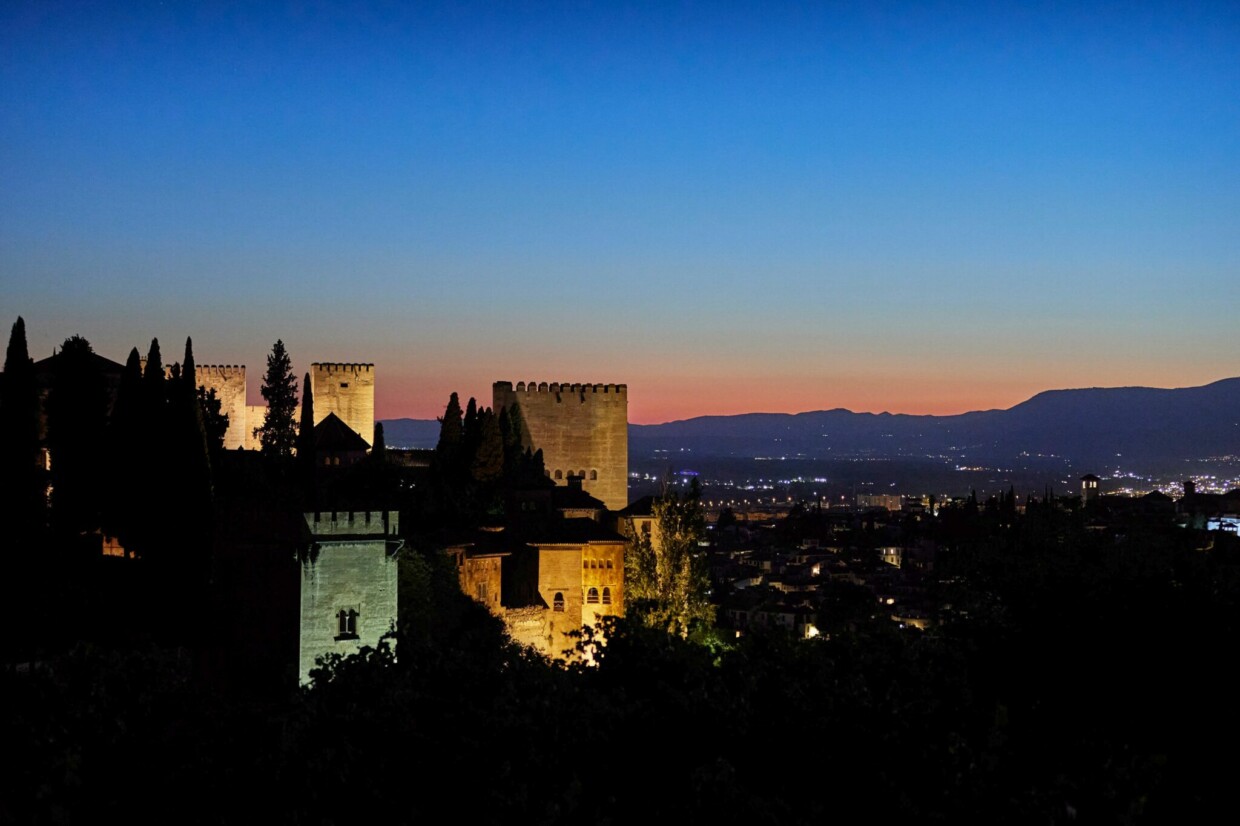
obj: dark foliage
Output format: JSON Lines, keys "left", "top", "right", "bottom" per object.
{"left": 257, "top": 339, "right": 298, "bottom": 459}
{"left": 0, "top": 316, "right": 43, "bottom": 534}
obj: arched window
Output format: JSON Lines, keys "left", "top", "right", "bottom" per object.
{"left": 602, "top": 587, "right": 612, "bottom": 605}
{"left": 336, "top": 609, "right": 358, "bottom": 639}
{"left": 583, "top": 559, "right": 589, "bottom": 570}
{"left": 553, "top": 592, "right": 565, "bottom": 612}
{"left": 587, "top": 587, "right": 599, "bottom": 604}
{"left": 554, "top": 469, "right": 563, "bottom": 480}
{"left": 606, "top": 559, "right": 613, "bottom": 569}
{"left": 578, "top": 470, "right": 586, "bottom": 479}
{"left": 590, "top": 469, "right": 598, "bottom": 480}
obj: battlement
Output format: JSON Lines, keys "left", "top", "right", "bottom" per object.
{"left": 495, "top": 381, "right": 627, "bottom": 396}
{"left": 196, "top": 364, "right": 246, "bottom": 377}
{"left": 312, "top": 362, "right": 375, "bottom": 373}
{"left": 304, "top": 510, "right": 399, "bottom": 538}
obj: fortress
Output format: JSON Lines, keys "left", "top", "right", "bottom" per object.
{"left": 493, "top": 381, "right": 628, "bottom": 510}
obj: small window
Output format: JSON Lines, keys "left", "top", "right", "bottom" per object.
{"left": 336, "top": 609, "right": 359, "bottom": 640}
{"left": 590, "top": 470, "right": 598, "bottom": 480}
{"left": 475, "top": 582, "right": 488, "bottom": 600}
{"left": 340, "top": 382, "right": 349, "bottom": 388}
{"left": 554, "top": 470, "right": 563, "bottom": 480}
{"left": 606, "top": 559, "right": 613, "bottom": 569}
{"left": 602, "top": 587, "right": 612, "bottom": 605}
{"left": 587, "top": 587, "right": 599, "bottom": 604}
{"left": 583, "top": 559, "right": 589, "bottom": 570}
{"left": 553, "top": 592, "right": 565, "bottom": 612}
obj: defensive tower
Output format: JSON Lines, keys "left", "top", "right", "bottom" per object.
{"left": 493, "top": 381, "right": 628, "bottom": 510}
{"left": 195, "top": 364, "right": 248, "bottom": 450}
{"left": 299, "top": 510, "right": 401, "bottom": 684}
{"left": 310, "top": 363, "right": 375, "bottom": 447}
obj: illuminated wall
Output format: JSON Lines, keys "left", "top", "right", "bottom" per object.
{"left": 493, "top": 381, "right": 628, "bottom": 510}
{"left": 195, "top": 365, "right": 248, "bottom": 450}
{"left": 298, "top": 510, "right": 400, "bottom": 684}
{"left": 311, "top": 363, "right": 375, "bottom": 447}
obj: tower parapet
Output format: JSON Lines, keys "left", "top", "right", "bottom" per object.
{"left": 494, "top": 379, "right": 629, "bottom": 510}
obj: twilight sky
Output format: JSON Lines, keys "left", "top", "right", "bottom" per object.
{"left": 2, "top": 1, "right": 1237, "bottom": 423}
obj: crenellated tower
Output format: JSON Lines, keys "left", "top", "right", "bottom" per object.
{"left": 310, "top": 363, "right": 375, "bottom": 447}
{"left": 493, "top": 381, "right": 628, "bottom": 510}
{"left": 195, "top": 364, "right": 248, "bottom": 450}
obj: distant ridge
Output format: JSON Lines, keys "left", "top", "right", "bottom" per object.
{"left": 383, "top": 378, "right": 1240, "bottom": 466}
{"left": 628, "top": 378, "right": 1240, "bottom": 467}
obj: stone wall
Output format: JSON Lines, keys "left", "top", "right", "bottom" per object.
{"left": 244, "top": 405, "right": 266, "bottom": 451}
{"left": 298, "top": 511, "right": 399, "bottom": 684}
{"left": 460, "top": 554, "right": 504, "bottom": 614}
{"left": 493, "top": 381, "right": 628, "bottom": 510}
{"left": 311, "top": 363, "right": 375, "bottom": 447}
{"left": 579, "top": 541, "right": 625, "bottom": 628}
{"left": 196, "top": 365, "right": 248, "bottom": 450}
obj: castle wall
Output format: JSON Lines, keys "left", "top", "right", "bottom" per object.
{"left": 580, "top": 542, "right": 625, "bottom": 628}
{"left": 459, "top": 554, "right": 504, "bottom": 613}
{"left": 298, "top": 511, "right": 399, "bottom": 684}
{"left": 311, "top": 363, "right": 375, "bottom": 447}
{"left": 195, "top": 365, "right": 248, "bottom": 450}
{"left": 244, "top": 405, "right": 266, "bottom": 451}
{"left": 493, "top": 381, "right": 628, "bottom": 510}
{"left": 499, "top": 539, "right": 625, "bottom": 661}
{"left": 537, "top": 546, "right": 587, "bottom": 659}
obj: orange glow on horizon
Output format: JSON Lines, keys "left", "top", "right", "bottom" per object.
{"left": 374, "top": 366, "right": 1237, "bottom": 426}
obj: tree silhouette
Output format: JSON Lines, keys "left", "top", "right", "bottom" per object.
{"left": 197, "top": 386, "right": 228, "bottom": 452}
{"left": 103, "top": 347, "right": 143, "bottom": 549}
{"left": 0, "top": 316, "right": 43, "bottom": 534}
{"left": 470, "top": 407, "right": 504, "bottom": 483}
{"left": 256, "top": 339, "right": 298, "bottom": 459}
{"left": 46, "top": 336, "right": 107, "bottom": 535}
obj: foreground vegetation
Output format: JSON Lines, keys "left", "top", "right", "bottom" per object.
{"left": 7, "top": 510, "right": 1240, "bottom": 824}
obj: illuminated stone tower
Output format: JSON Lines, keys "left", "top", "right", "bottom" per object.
{"left": 194, "top": 365, "right": 248, "bottom": 450}
{"left": 493, "top": 381, "right": 628, "bottom": 510}
{"left": 310, "top": 363, "right": 375, "bottom": 446}
{"left": 299, "top": 510, "right": 401, "bottom": 684}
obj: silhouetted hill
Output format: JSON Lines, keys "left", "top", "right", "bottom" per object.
{"left": 629, "top": 378, "right": 1240, "bottom": 467}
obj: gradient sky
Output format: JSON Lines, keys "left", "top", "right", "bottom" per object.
{"left": 2, "top": 1, "right": 1237, "bottom": 423}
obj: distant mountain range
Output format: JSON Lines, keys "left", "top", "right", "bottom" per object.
{"left": 383, "top": 378, "right": 1240, "bottom": 467}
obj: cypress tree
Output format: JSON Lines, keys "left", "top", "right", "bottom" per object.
{"left": 46, "top": 335, "right": 107, "bottom": 535}
{"left": 0, "top": 316, "right": 43, "bottom": 533}
{"left": 178, "top": 336, "right": 212, "bottom": 500}
{"left": 296, "top": 371, "right": 315, "bottom": 462}
{"left": 372, "top": 422, "right": 386, "bottom": 461}
{"left": 436, "top": 392, "right": 463, "bottom": 452}
{"left": 143, "top": 338, "right": 165, "bottom": 412}
{"left": 103, "top": 347, "right": 143, "bottom": 549}
{"left": 257, "top": 339, "right": 298, "bottom": 459}
{"left": 470, "top": 407, "right": 504, "bottom": 483}
{"left": 296, "top": 371, "right": 316, "bottom": 506}
{"left": 462, "top": 397, "right": 480, "bottom": 475}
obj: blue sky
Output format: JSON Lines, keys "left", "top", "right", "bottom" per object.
{"left": 2, "top": 1, "right": 1237, "bottom": 421}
